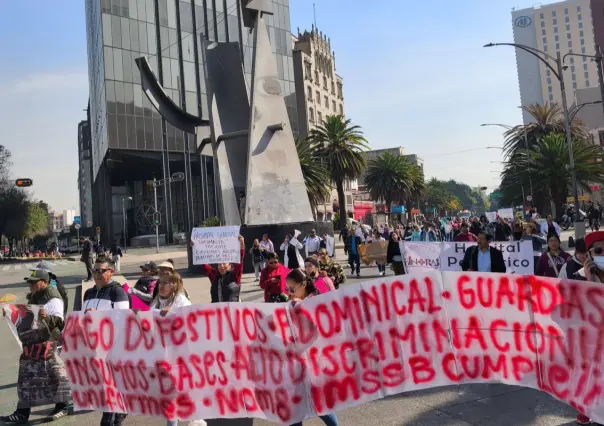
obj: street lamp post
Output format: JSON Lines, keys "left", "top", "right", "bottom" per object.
{"left": 122, "top": 196, "right": 133, "bottom": 253}
{"left": 484, "top": 43, "right": 582, "bottom": 237}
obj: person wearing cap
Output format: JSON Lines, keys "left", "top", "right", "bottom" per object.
{"left": 0, "top": 270, "right": 72, "bottom": 424}
{"left": 128, "top": 261, "right": 159, "bottom": 307}
{"left": 33, "top": 261, "right": 69, "bottom": 315}
{"left": 577, "top": 230, "right": 604, "bottom": 284}
{"left": 559, "top": 238, "right": 588, "bottom": 280}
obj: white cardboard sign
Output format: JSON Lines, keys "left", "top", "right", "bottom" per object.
{"left": 191, "top": 226, "right": 240, "bottom": 265}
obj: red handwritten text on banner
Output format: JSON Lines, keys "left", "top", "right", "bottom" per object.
{"left": 61, "top": 271, "right": 604, "bottom": 424}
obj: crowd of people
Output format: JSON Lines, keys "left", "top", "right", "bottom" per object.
{"left": 5, "top": 216, "right": 604, "bottom": 426}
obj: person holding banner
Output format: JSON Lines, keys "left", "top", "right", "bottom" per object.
{"left": 536, "top": 235, "right": 570, "bottom": 278}
{"left": 0, "top": 270, "right": 72, "bottom": 424}
{"left": 460, "top": 231, "right": 506, "bottom": 273}
{"left": 202, "top": 238, "right": 245, "bottom": 303}
{"left": 559, "top": 237, "right": 588, "bottom": 280}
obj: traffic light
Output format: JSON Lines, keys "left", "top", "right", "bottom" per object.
{"left": 153, "top": 211, "right": 161, "bottom": 226}
{"left": 15, "top": 178, "right": 33, "bottom": 187}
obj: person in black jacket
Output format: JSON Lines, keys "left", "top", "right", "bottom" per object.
{"left": 460, "top": 231, "right": 506, "bottom": 273}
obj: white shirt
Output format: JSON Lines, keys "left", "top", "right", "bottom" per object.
{"left": 304, "top": 236, "right": 321, "bottom": 254}
{"left": 152, "top": 293, "right": 191, "bottom": 311}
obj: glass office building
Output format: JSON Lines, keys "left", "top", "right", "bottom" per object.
{"left": 84, "top": 0, "right": 297, "bottom": 241}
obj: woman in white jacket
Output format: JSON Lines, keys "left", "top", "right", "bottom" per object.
{"left": 280, "top": 230, "right": 305, "bottom": 269}
{"left": 151, "top": 272, "right": 206, "bottom": 426}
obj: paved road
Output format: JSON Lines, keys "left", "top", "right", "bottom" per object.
{"left": 0, "top": 238, "right": 586, "bottom": 425}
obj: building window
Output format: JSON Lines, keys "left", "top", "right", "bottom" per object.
{"left": 568, "top": 41, "right": 572, "bottom": 48}
{"left": 566, "top": 24, "right": 570, "bottom": 31}
{"left": 541, "top": 20, "right": 546, "bottom": 28}
{"left": 546, "top": 69, "right": 551, "bottom": 76}
{"left": 549, "top": 85, "right": 553, "bottom": 93}
{"left": 316, "top": 90, "right": 320, "bottom": 102}
{"left": 542, "top": 29, "right": 546, "bottom": 36}
{"left": 564, "top": 8, "right": 568, "bottom": 14}
{"left": 573, "top": 82, "right": 577, "bottom": 89}
{"left": 554, "top": 35, "right": 559, "bottom": 42}
{"left": 332, "top": 100, "right": 336, "bottom": 111}
{"left": 578, "top": 14, "right": 582, "bottom": 20}
{"left": 580, "top": 30, "right": 584, "bottom": 37}
{"left": 554, "top": 26, "right": 558, "bottom": 33}
{"left": 318, "top": 111, "right": 322, "bottom": 122}
{"left": 552, "top": 10, "right": 556, "bottom": 16}
{"left": 556, "top": 43, "right": 560, "bottom": 50}
{"left": 582, "top": 47, "right": 587, "bottom": 54}
{"left": 309, "top": 107, "right": 314, "bottom": 122}
{"left": 567, "top": 32, "right": 571, "bottom": 39}
{"left": 579, "top": 22, "right": 583, "bottom": 29}
{"left": 549, "top": 94, "right": 554, "bottom": 101}
{"left": 544, "top": 44, "right": 548, "bottom": 51}
{"left": 581, "top": 38, "right": 585, "bottom": 45}
{"left": 565, "top": 16, "right": 569, "bottom": 23}
{"left": 584, "top": 63, "right": 588, "bottom": 71}
{"left": 577, "top": 6, "right": 581, "bottom": 12}
{"left": 339, "top": 104, "right": 343, "bottom": 115}
{"left": 324, "top": 95, "right": 328, "bottom": 108}
{"left": 553, "top": 18, "right": 557, "bottom": 25}
{"left": 572, "top": 73, "right": 576, "bottom": 81}
{"left": 571, "top": 65, "right": 576, "bottom": 72}
{"left": 585, "top": 71, "right": 589, "bottom": 78}
{"left": 540, "top": 12, "right": 544, "bottom": 19}
{"left": 307, "top": 86, "right": 312, "bottom": 101}
{"left": 323, "top": 75, "right": 327, "bottom": 89}
{"left": 331, "top": 81, "right": 335, "bottom": 94}
{"left": 547, "top": 77, "right": 552, "bottom": 84}
{"left": 314, "top": 70, "right": 319, "bottom": 83}
{"left": 586, "top": 80, "right": 590, "bottom": 87}
{"left": 570, "top": 57, "right": 574, "bottom": 63}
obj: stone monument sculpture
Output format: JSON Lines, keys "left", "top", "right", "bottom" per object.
{"left": 136, "top": 0, "right": 333, "bottom": 271}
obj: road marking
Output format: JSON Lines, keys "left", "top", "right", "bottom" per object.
{"left": 1, "top": 265, "right": 10, "bottom": 271}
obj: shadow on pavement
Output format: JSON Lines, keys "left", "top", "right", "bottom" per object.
{"left": 388, "top": 384, "right": 577, "bottom": 425}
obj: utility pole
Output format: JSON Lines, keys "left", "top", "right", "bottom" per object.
{"left": 596, "top": 45, "right": 604, "bottom": 121}
{"left": 153, "top": 173, "right": 185, "bottom": 253}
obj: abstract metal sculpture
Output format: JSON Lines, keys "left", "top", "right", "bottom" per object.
{"left": 136, "top": 0, "right": 313, "bottom": 228}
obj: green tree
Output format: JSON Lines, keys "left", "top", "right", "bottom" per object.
{"left": 364, "top": 151, "right": 424, "bottom": 212}
{"left": 0, "top": 145, "right": 11, "bottom": 185}
{"left": 503, "top": 133, "right": 604, "bottom": 217}
{"left": 24, "top": 202, "right": 51, "bottom": 239}
{"left": 309, "top": 115, "right": 369, "bottom": 227}
{"left": 295, "top": 137, "right": 332, "bottom": 216}
{"left": 425, "top": 179, "right": 458, "bottom": 215}
{"left": 503, "top": 103, "right": 588, "bottom": 157}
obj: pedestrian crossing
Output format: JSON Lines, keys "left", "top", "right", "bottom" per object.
{"left": 0, "top": 260, "right": 76, "bottom": 273}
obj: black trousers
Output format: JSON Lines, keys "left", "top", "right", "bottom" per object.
{"left": 100, "top": 412, "right": 127, "bottom": 426}
{"left": 83, "top": 257, "right": 93, "bottom": 280}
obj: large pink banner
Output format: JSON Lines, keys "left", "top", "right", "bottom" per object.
{"left": 60, "top": 271, "right": 604, "bottom": 424}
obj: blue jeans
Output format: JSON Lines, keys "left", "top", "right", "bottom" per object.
{"left": 290, "top": 413, "right": 339, "bottom": 426}
{"left": 377, "top": 263, "right": 386, "bottom": 273}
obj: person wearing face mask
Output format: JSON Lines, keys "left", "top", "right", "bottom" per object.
{"left": 576, "top": 231, "right": 604, "bottom": 283}
{"left": 280, "top": 231, "right": 305, "bottom": 270}
{"left": 558, "top": 238, "right": 587, "bottom": 280}
{"left": 200, "top": 236, "right": 245, "bottom": 303}
{"left": 304, "top": 257, "right": 335, "bottom": 294}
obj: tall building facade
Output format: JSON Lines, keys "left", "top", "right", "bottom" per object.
{"left": 78, "top": 119, "right": 94, "bottom": 228}
{"left": 292, "top": 26, "right": 344, "bottom": 139}
{"left": 84, "top": 0, "right": 297, "bottom": 242}
{"left": 512, "top": 0, "right": 598, "bottom": 123}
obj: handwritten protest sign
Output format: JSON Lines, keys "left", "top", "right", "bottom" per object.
{"left": 191, "top": 226, "right": 240, "bottom": 265}
{"left": 403, "top": 241, "right": 534, "bottom": 274}
{"left": 485, "top": 211, "right": 497, "bottom": 223}
{"left": 497, "top": 208, "right": 514, "bottom": 220}
{"left": 61, "top": 272, "right": 604, "bottom": 424}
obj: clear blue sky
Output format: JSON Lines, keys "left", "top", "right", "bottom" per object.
{"left": 0, "top": 0, "right": 551, "bottom": 211}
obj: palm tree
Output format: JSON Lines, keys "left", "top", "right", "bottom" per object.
{"left": 503, "top": 103, "right": 587, "bottom": 157}
{"left": 295, "top": 137, "right": 332, "bottom": 217}
{"left": 309, "top": 115, "right": 369, "bottom": 227}
{"left": 364, "top": 151, "right": 424, "bottom": 212}
{"left": 503, "top": 133, "right": 604, "bottom": 217}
